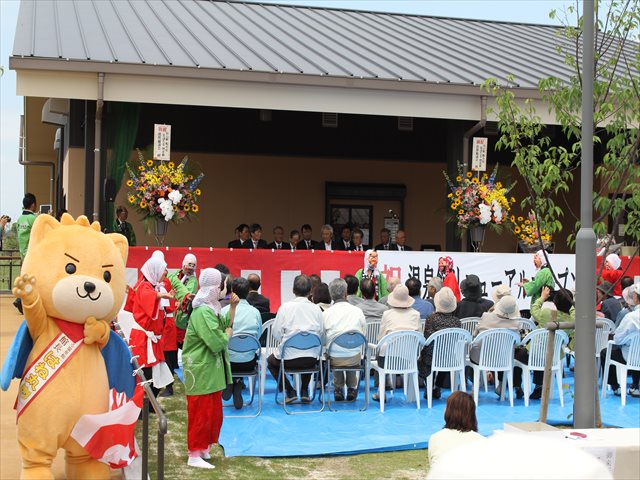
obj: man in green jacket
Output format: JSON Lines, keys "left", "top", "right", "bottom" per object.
{"left": 14, "top": 193, "right": 37, "bottom": 313}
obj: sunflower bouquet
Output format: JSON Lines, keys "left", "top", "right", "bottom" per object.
{"left": 512, "top": 211, "right": 552, "bottom": 249}
{"left": 443, "top": 163, "right": 516, "bottom": 231}
{"left": 126, "top": 150, "right": 204, "bottom": 224}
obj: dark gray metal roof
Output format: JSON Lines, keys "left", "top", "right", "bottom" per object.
{"left": 11, "top": 0, "right": 637, "bottom": 89}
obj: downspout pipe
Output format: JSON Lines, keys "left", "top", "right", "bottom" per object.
{"left": 18, "top": 113, "right": 55, "bottom": 206}
{"left": 93, "top": 73, "right": 105, "bottom": 223}
{"left": 460, "top": 96, "right": 487, "bottom": 252}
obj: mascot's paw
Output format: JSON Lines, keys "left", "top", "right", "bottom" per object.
{"left": 13, "top": 274, "right": 38, "bottom": 305}
{"left": 83, "top": 317, "right": 108, "bottom": 345}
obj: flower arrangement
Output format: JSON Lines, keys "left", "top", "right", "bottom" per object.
{"left": 126, "top": 150, "right": 204, "bottom": 224}
{"left": 443, "top": 163, "right": 516, "bottom": 231}
{"left": 512, "top": 211, "right": 552, "bottom": 248}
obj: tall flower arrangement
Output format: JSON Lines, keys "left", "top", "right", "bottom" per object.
{"left": 443, "top": 163, "right": 516, "bottom": 231}
{"left": 512, "top": 211, "right": 552, "bottom": 249}
{"left": 126, "top": 150, "right": 204, "bottom": 224}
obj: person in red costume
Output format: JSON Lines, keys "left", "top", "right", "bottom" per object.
{"left": 600, "top": 253, "right": 623, "bottom": 297}
{"left": 438, "top": 256, "right": 461, "bottom": 301}
{"left": 129, "top": 256, "right": 174, "bottom": 397}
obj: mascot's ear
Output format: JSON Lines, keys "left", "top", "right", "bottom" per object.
{"left": 107, "top": 233, "right": 129, "bottom": 264}
{"left": 29, "top": 214, "right": 60, "bottom": 249}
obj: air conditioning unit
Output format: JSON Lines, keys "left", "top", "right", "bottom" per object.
{"left": 322, "top": 112, "right": 338, "bottom": 128}
{"left": 398, "top": 116, "right": 413, "bottom": 131}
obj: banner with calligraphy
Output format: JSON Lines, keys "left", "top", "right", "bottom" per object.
{"left": 126, "top": 247, "right": 639, "bottom": 312}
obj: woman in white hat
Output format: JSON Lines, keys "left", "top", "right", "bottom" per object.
{"left": 372, "top": 285, "right": 421, "bottom": 401}
{"left": 599, "top": 253, "right": 623, "bottom": 297}
{"left": 470, "top": 296, "right": 524, "bottom": 399}
{"left": 418, "top": 287, "right": 461, "bottom": 400}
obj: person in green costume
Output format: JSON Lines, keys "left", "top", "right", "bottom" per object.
{"left": 355, "top": 249, "right": 389, "bottom": 300}
{"left": 518, "top": 249, "right": 555, "bottom": 307}
{"left": 182, "top": 268, "right": 238, "bottom": 469}
{"left": 168, "top": 253, "right": 199, "bottom": 348}
{"left": 14, "top": 193, "right": 37, "bottom": 313}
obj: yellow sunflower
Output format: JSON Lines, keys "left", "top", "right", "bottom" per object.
{"left": 451, "top": 204, "right": 458, "bottom": 210}
{"left": 517, "top": 216, "right": 524, "bottom": 222}
{"left": 510, "top": 197, "right": 516, "bottom": 203}
{"left": 447, "top": 193, "right": 453, "bottom": 198}
{"left": 126, "top": 179, "right": 133, "bottom": 187}
{"left": 496, "top": 182, "right": 502, "bottom": 188}
{"left": 472, "top": 177, "right": 479, "bottom": 184}
{"left": 514, "top": 226, "right": 521, "bottom": 234}
{"left": 184, "top": 205, "right": 191, "bottom": 212}
{"left": 168, "top": 161, "right": 175, "bottom": 168}
{"left": 195, "top": 189, "right": 201, "bottom": 196}
{"left": 146, "top": 160, "right": 154, "bottom": 167}
{"left": 128, "top": 195, "right": 135, "bottom": 204}
{"left": 192, "top": 204, "right": 199, "bottom": 213}
{"left": 520, "top": 234, "right": 526, "bottom": 240}
{"left": 455, "top": 190, "right": 461, "bottom": 196}
{"left": 456, "top": 176, "right": 462, "bottom": 182}
{"left": 466, "top": 172, "right": 472, "bottom": 178}
{"left": 138, "top": 166, "right": 144, "bottom": 171}
{"left": 510, "top": 215, "right": 515, "bottom": 222}
{"left": 524, "top": 220, "right": 531, "bottom": 225}
{"left": 140, "top": 200, "right": 147, "bottom": 209}
{"left": 458, "top": 209, "right": 464, "bottom": 215}
{"left": 173, "top": 206, "right": 178, "bottom": 212}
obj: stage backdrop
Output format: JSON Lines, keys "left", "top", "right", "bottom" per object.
{"left": 126, "top": 247, "right": 639, "bottom": 312}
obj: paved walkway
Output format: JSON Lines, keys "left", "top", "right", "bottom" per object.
{"left": 0, "top": 295, "right": 122, "bottom": 480}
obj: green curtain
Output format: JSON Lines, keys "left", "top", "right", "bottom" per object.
{"left": 105, "top": 102, "right": 140, "bottom": 231}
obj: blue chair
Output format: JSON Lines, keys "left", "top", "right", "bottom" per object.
{"left": 326, "top": 330, "right": 369, "bottom": 412}
{"left": 276, "top": 331, "right": 325, "bottom": 414}
{"left": 225, "top": 334, "right": 262, "bottom": 418}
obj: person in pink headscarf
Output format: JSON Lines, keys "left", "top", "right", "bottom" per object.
{"left": 438, "top": 256, "right": 461, "bottom": 301}
{"left": 599, "top": 253, "right": 624, "bottom": 297}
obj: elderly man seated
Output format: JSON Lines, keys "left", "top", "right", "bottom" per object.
{"left": 322, "top": 278, "right": 367, "bottom": 401}
{"left": 357, "top": 278, "right": 388, "bottom": 323}
{"left": 267, "top": 275, "right": 323, "bottom": 403}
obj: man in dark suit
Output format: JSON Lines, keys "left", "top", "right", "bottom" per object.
{"left": 350, "top": 228, "right": 367, "bottom": 251}
{"left": 228, "top": 223, "right": 250, "bottom": 248}
{"left": 337, "top": 225, "right": 352, "bottom": 250}
{"left": 243, "top": 223, "right": 268, "bottom": 249}
{"left": 317, "top": 224, "right": 342, "bottom": 250}
{"left": 297, "top": 223, "right": 319, "bottom": 250}
{"left": 374, "top": 228, "right": 398, "bottom": 251}
{"left": 267, "top": 225, "right": 291, "bottom": 250}
{"left": 246, "top": 273, "right": 271, "bottom": 314}
{"left": 395, "top": 229, "right": 413, "bottom": 251}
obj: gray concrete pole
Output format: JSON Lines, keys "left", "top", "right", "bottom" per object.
{"left": 573, "top": 0, "right": 597, "bottom": 428}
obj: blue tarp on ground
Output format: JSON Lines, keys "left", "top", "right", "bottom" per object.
{"left": 213, "top": 367, "right": 640, "bottom": 458}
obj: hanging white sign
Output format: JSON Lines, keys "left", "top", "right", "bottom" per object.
{"left": 471, "top": 137, "right": 488, "bottom": 171}
{"left": 153, "top": 124, "right": 171, "bottom": 161}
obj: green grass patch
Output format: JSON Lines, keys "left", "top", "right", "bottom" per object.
{"left": 137, "top": 381, "right": 428, "bottom": 480}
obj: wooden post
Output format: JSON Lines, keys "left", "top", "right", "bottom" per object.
{"left": 539, "top": 310, "right": 558, "bottom": 423}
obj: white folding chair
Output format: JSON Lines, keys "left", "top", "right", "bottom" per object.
{"left": 260, "top": 319, "right": 277, "bottom": 398}
{"left": 460, "top": 317, "right": 481, "bottom": 336}
{"left": 365, "top": 321, "right": 381, "bottom": 360}
{"left": 276, "top": 331, "right": 325, "bottom": 414}
{"left": 516, "top": 318, "right": 537, "bottom": 334}
{"left": 467, "top": 328, "right": 520, "bottom": 406}
{"left": 225, "top": 334, "right": 262, "bottom": 418}
{"left": 369, "top": 330, "right": 425, "bottom": 413}
{"left": 596, "top": 318, "right": 616, "bottom": 371}
{"left": 326, "top": 331, "right": 369, "bottom": 412}
{"left": 515, "top": 329, "right": 568, "bottom": 407}
{"left": 601, "top": 331, "right": 640, "bottom": 406}
{"left": 423, "top": 328, "right": 472, "bottom": 408}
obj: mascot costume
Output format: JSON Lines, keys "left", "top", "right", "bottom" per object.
{"left": 1, "top": 214, "right": 140, "bottom": 480}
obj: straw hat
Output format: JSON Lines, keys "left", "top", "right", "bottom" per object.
{"left": 387, "top": 285, "right": 415, "bottom": 308}
{"left": 491, "top": 284, "right": 513, "bottom": 304}
{"left": 434, "top": 287, "right": 457, "bottom": 314}
{"left": 494, "top": 296, "right": 519, "bottom": 319}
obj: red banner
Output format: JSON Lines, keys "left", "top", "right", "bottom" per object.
{"left": 127, "top": 247, "right": 364, "bottom": 312}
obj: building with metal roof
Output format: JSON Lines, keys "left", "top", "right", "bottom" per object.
{"left": 9, "top": 0, "right": 633, "bottom": 251}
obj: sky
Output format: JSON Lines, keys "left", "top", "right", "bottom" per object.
{"left": 0, "top": 0, "right": 575, "bottom": 223}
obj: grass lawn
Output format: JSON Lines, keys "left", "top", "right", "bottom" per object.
{"left": 139, "top": 381, "right": 429, "bottom": 480}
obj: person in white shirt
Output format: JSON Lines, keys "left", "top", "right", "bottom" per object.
{"left": 602, "top": 282, "right": 640, "bottom": 397}
{"left": 267, "top": 275, "right": 323, "bottom": 404}
{"left": 428, "top": 391, "right": 486, "bottom": 467}
{"left": 323, "top": 278, "right": 366, "bottom": 402}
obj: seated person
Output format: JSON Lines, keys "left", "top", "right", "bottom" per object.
{"left": 312, "top": 282, "right": 332, "bottom": 311}
{"left": 350, "top": 228, "right": 366, "bottom": 251}
{"left": 221, "top": 277, "right": 262, "bottom": 409}
{"left": 357, "top": 278, "right": 388, "bottom": 323}
{"left": 455, "top": 274, "right": 493, "bottom": 319}
{"left": 246, "top": 273, "right": 270, "bottom": 314}
{"left": 373, "top": 285, "right": 421, "bottom": 401}
{"left": 297, "top": 224, "right": 319, "bottom": 250}
{"left": 597, "top": 281, "right": 622, "bottom": 322}
{"left": 418, "top": 287, "right": 460, "bottom": 399}
{"left": 266, "top": 275, "right": 323, "bottom": 403}
{"left": 228, "top": 223, "right": 249, "bottom": 248}
{"left": 344, "top": 274, "right": 364, "bottom": 306}
{"left": 426, "top": 277, "right": 443, "bottom": 308}
{"left": 322, "top": 278, "right": 366, "bottom": 402}
{"left": 242, "top": 223, "right": 268, "bottom": 249}
{"left": 407, "top": 277, "right": 434, "bottom": 319}
{"left": 267, "top": 225, "right": 291, "bottom": 250}
{"left": 428, "top": 391, "right": 485, "bottom": 468}
{"left": 317, "top": 224, "right": 341, "bottom": 250}
{"left": 470, "top": 296, "right": 523, "bottom": 399}
{"left": 602, "top": 282, "right": 640, "bottom": 397}
{"left": 378, "top": 276, "right": 401, "bottom": 306}
{"left": 289, "top": 229, "right": 301, "bottom": 250}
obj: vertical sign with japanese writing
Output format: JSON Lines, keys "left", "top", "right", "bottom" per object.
{"left": 153, "top": 124, "right": 171, "bottom": 161}
{"left": 471, "top": 137, "right": 488, "bottom": 171}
